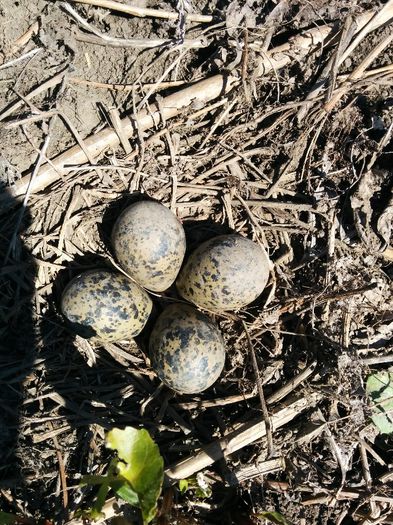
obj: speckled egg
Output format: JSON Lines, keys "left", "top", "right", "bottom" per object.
{"left": 111, "top": 201, "right": 186, "bottom": 292}
{"left": 61, "top": 270, "right": 152, "bottom": 342}
{"left": 149, "top": 304, "right": 226, "bottom": 394}
{"left": 176, "top": 234, "right": 270, "bottom": 311}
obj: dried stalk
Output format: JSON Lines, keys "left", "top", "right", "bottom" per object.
{"left": 302, "top": 490, "right": 393, "bottom": 506}
{"left": 297, "top": 0, "right": 393, "bottom": 121}
{"left": 173, "top": 359, "right": 316, "bottom": 410}
{"left": 8, "top": 20, "right": 40, "bottom": 57}
{"left": 337, "top": 0, "right": 393, "bottom": 67}
{"left": 266, "top": 360, "right": 317, "bottom": 404}
{"left": 165, "top": 393, "right": 321, "bottom": 481}
{"left": 242, "top": 320, "right": 274, "bottom": 456}
{"left": 324, "top": 31, "right": 393, "bottom": 111}
{"left": 250, "top": 10, "right": 375, "bottom": 77}
{"left": 75, "top": 30, "right": 205, "bottom": 49}
{"left": 0, "top": 48, "right": 41, "bottom": 71}
{"left": 232, "top": 458, "right": 284, "bottom": 484}
{"left": 4, "top": 117, "right": 54, "bottom": 264}
{"left": 68, "top": 0, "right": 214, "bottom": 23}
{"left": 68, "top": 77, "right": 190, "bottom": 91}
{"left": 0, "top": 66, "right": 69, "bottom": 121}
{"left": 61, "top": 2, "right": 206, "bottom": 48}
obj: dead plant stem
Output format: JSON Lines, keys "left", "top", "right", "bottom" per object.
{"left": 242, "top": 320, "right": 274, "bottom": 456}
{"left": 68, "top": 0, "right": 214, "bottom": 23}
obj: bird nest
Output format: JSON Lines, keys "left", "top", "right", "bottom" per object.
{"left": 1, "top": 1, "right": 393, "bottom": 524}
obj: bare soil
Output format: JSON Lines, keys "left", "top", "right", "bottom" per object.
{"left": 1, "top": 1, "right": 392, "bottom": 524}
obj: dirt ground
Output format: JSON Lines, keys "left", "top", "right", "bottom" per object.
{"left": 1, "top": 0, "right": 393, "bottom": 524}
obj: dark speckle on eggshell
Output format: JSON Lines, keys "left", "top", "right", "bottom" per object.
{"left": 61, "top": 270, "right": 152, "bottom": 343}
{"left": 149, "top": 303, "right": 226, "bottom": 394}
{"left": 111, "top": 201, "right": 186, "bottom": 292}
{"left": 176, "top": 234, "right": 270, "bottom": 311}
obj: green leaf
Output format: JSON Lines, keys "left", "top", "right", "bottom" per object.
{"left": 80, "top": 474, "right": 120, "bottom": 486}
{"left": 195, "top": 486, "right": 212, "bottom": 499}
{"left": 178, "top": 475, "right": 211, "bottom": 499}
{"left": 0, "top": 512, "right": 18, "bottom": 525}
{"left": 86, "top": 508, "right": 106, "bottom": 522}
{"left": 178, "top": 479, "right": 189, "bottom": 494}
{"left": 255, "top": 511, "right": 292, "bottom": 525}
{"left": 366, "top": 372, "right": 393, "bottom": 435}
{"left": 92, "top": 479, "right": 111, "bottom": 518}
{"left": 114, "top": 483, "right": 139, "bottom": 507}
{"left": 106, "top": 427, "right": 164, "bottom": 524}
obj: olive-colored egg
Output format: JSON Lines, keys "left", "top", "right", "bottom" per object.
{"left": 111, "top": 201, "right": 186, "bottom": 292}
{"left": 149, "top": 304, "right": 226, "bottom": 394}
{"left": 61, "top": 270, "right": 152, "bottom": 342}
{"left": 176, "top": 234, "right": 270, "bottom": 311}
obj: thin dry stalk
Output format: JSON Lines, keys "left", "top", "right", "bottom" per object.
{"left": 0, "top": 48, "right": 41, "bottom": 71}
{"left": 191, "top": 146, "right": 275, "bottom": 183}
{"left": 4, "top": 117, "right": 55, "bottom": 264}
{"left": 8, "top": 20, "right": 40, "bottom": 56}
{"left": 4, "top": 110, "right": 59, "bottom": 129}
{"left": 76, "top": 31, "right": 206, "bottom": 49}
{"left": 68, "top": 0, "right": 214, "bottom": 23}
{"left": 220, "top": 142, "right": 271, "bottom": 182}
{"left": 61, "top": 2, "right": 206, "bottom": 48}
{"left": 337, "top": 0, "right": 393, "bottom": 66}
{"left": 266, "top": 360, "right": 317, "bottom": 404}
{"left": 173, "top": 357, "right": 304, "bottom": 411}
{"left": 174, "top": 391, "right": 257, "bottom": 410}
{"left": 49, "top": 422, "right": 69, "bottom": 510}
{"left": 108, "top": 107, "right": 132, "bottom": 154}
{"left": 297, "top": 15, "right": 354, "bottom": 122}
{"left": 233, "top": 458, "right": 285, "bottom": 484}
{"left": 200, "top": 99, "right": 237, "bottom": 148}
{"left": 242, "top": 320, "right": 274, "bottom": 456}
{"left": 136, "top": 47, "right": 194, "bottom": 112}
{"left": 0, "top": 66, "right": 69, "bottom": 121}
{"left": 298, "top": 0, "right": 393, "bottom": 120}
{"left": 325, "top": 31, "right": 393, "bottom": 112}
{"left": 302, "top": 490, "right": 393, "bottom": 505}
{"left": 359, "top": 440, "right": 379, "bottom": 518}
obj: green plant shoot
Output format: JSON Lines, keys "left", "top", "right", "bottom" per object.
{"left": 178, "top": 473, "right": 212, "bottom": 499}
{"left": 366, "top": 372, "right": 393, "bottom": 435}
{"left": 81, "top": 427, "right": 164, "bottom": 524}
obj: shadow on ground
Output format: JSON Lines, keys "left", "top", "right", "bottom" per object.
{"left": 0, "top": 189, "right": 37, "bottom": 497}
